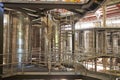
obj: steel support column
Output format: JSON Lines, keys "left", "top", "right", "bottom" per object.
{"left": 0, "top": 2, "right": 4, "bottom": 76}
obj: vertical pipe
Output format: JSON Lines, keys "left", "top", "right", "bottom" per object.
{"left": 94, "top": 30, "right": 97, "bottom": 72}
{"left": 110, "top": 57, "right": 113, "bottom": 80}
{"left": 85, "top": 61, "right": 87, "bottom": 75}
{"left": 92, "top": 30, "right": 95, "bottom": 55}
{"left": 48, "top": 42, "right": 51, "bottom": 73}
{"left": 102, "top": 4, "right": 107, "bottom": 27}
{"left": 104, "top": 31, "right": 107, "bottom": 54}
{"left": 72, "top": 22, "right": 75, "bottom": 60}
{"left": 92, "top": 60, "right": 93, "bottom": 71}
{"left": 0, "top": 3, "right": 3, "bottom": 75}
{"left": 29, "top": 22, "right": 32, "bottom": 64}
{"left": 6, "top": 12, "right": 10, "bottom": 66}
{"left": 109, "top": 58, "right": 112, "bottom": 80}
{"left": 12, "top": 14, "right": 17, "bottom": 72}
{"left": 58, "top": 21, "right": 61, "bottom": 64}
{"left": 39, "top": 28, "right": 41, "bottom": 66}
{"left": 24, "top": 17, "right": 29, "bottom": 63}
{"left": 9, "top": 11, "right": 13, "bottom": 73}
{"left": 29, "top": 19, "right": 32, "bottom": 64}
{"left": 94, "top": 58, "right": 97, "bottom": 72}
{"left": 42, "top": 27, "right": 45, "bottom": 64}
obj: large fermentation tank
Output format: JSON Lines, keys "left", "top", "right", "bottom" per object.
{"left": 3, "top": 10, "right": 30, "bottom": 73}
{"left": 77, "top": 29, "right": 95, "bottom": 54}
{"left": 96, "top": 28, "right": 120, "bottom": 54}
{"left": 77, "top": 28, "right": 120, "bottom": 55}
{"left": 76, "top": 28, "right": 120, "bottom": 73}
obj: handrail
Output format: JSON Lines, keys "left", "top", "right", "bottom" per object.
{"left": 1, "top": 0, "right": 88, "bottom": 4}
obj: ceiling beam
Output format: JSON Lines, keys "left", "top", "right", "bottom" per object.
{"left": 3, "top": 2, "right": 82, "bottom": 9}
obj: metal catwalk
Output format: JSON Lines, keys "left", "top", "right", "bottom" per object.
{"left": 0, "top": 0, "right": 120, "bottom": 80}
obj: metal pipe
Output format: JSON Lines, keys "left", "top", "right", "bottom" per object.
{"left": 72, "top": 17, "right": 75, "bottom": 61}
{"left": 29, "top": 18, "right": 33, "bottom": 64}
{"left": 24, "top": 16, "right": 30, "bottom": 63}
{"left": 0, "top": 3, "right": 4, "bottom": 75}
{"left": 94, "top": 58, "right": 97, "bottom": 72}
{"left": 59, "top": 23, "right": 61, "bottom": 64}
{"left": 102, "top": 4, "right": 107, "bottom": 27}
{"left": 8, "top": 11, "right": 13, "bottom": 73}
{"left": 11, "top": 12, "right": 17, "bottom": 73}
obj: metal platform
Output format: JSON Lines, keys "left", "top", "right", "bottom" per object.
{"left": 1, "top": 0, "right": 106, "bottom": 18}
